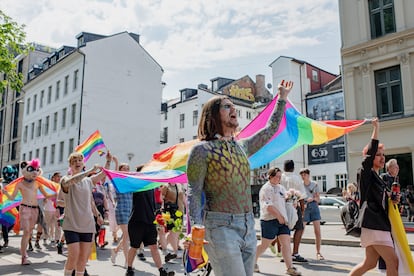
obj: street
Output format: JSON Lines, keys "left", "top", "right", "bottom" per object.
{"left": 1, "top": 221, "right": 403, "bottom": 276}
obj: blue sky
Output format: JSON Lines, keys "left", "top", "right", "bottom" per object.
{"left": 2, "top": 0, "right": 341, "bottom": 100}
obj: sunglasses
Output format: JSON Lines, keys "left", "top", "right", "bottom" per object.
{"left": 27, "top": 166, "right": 40, "bottom": 172}
{"left": 220, "top": 104, "right": 235, "bottom": 110}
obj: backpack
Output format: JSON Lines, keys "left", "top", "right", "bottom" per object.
{"left": 341, "top": 167, "right": 362, "bottom": 236}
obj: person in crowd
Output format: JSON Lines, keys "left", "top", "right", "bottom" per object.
{"left": 60, "top": 151, "right": 112, "bottom": 276}
{"left": 187, "top": 80, "right": 293, "bottom": 276}
{"left": 111, "top": 158, "right": 136, "bottom": 266}
{"left": 254, "top": 167, "right": 302, "bottom": 275}
{"left": 104, "top": 179, "right": 119, "bottom": 244}
{"left": 381, "top": 159, "right": 399, "bottom": 189}
{"left": 406, "top": 186, "right": 414, "bottom": 222}
{"left": 1, "top": 165, "right": 19, "bottom": 250}
{"left": 43, "top": 195, "right": 57, "bottom": 245}
{"left": 125, "top": 165, "right": 174, "bottom": 276}
{"left": 158, "top": 182, "right": 185, "bottom": 263}
{"left": 92, "top": 183, "right": 109, "bottom": 248}
{"left": 343, "top": 182, "right": 358, "bottom": 202}
{"left": 280, "top": 160, "right": 308, "bottom": 263}
{"left": 349, "top": 118, "right": 399, "bottom": 276}
{"left": 55, "top": 175, "right": 66, "bottom": 254}
{"left": 299, "top": 168, "right": 324, "bottom": 261}
{"left": 2, "top": 159, "right": 55, "bottom": 265}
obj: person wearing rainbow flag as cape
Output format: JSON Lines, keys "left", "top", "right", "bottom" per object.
{"left": 187, "top": 80, "right": 293, "bottom": 276}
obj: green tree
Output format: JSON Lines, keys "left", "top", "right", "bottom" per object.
{"left": 0, "top": 10, "right": 32, "bottom": 94}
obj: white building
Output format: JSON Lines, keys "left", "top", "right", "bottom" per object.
{"left": 339, "top": 0, "right": 414, "bottom": 188}
{"left": 269, "top": 56, "right": 345, "bottom": 192}
{"left": 21, "top": 31, "right": 163, "bottom": 178}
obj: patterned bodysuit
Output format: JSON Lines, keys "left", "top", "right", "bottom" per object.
{"left": 187, "top": 99, "right": 286, "bottom": 224}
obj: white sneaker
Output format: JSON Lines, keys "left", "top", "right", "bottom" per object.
{"left": 254, "top": 263, "right": 260, "bottom": 273}
{"left": 110, "top": 248, "right": 117, "bottom": 264}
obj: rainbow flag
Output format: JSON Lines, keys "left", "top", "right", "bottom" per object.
{"left": 1, "top": 176, "right": 60, "bottom": 213}
{"left": 0, "top": 207, "right": 18, "bottom": 227}
{"left": 142, "top": 96, "right": 365, "bottom": 172}
{"left": 238, "top": 96, "right": 366, "bottom": 168}
{"left": 103, "top": 169, "right": 187, "bottom": 193}
{"left": 75, "top": 130, "right": 106, "bottom": 162}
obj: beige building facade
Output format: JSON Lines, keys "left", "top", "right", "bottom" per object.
{"left": 339, "top": 0, "right": 414, "bottom": 187}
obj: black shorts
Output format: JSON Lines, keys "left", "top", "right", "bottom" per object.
{"left": 128, "top": 221, "right": 157, "bottom": 248}
{"left": 64, "top": 230, "right": 93, "bottom": 244}
{"left": 293, "top": 207, "right": 304, "bottom": 231}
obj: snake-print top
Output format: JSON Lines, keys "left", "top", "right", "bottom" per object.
{"left": 187, "top": 99, "right": 286, "bottom": 224}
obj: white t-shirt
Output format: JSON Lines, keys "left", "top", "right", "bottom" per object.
{"left": 259, "top": 181, "right": 288, "bottom": 222}
{"left": 281, "top": 171, "right": 306, "bottom": 199}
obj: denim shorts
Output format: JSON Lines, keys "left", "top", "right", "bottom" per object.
{"left": 260, "top": 219, "right": 290, "bottom": 239}
{"left": 204, "top": 211, "right": 256, "bottom": 276}
{"left": 303, "top": 201, "right": 321, "bottom": 222}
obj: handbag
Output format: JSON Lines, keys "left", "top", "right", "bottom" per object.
{"left": 346, "top": 201, "right": 367, "bottom": 238}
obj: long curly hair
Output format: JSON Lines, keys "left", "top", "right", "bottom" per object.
{"left": 197, "top": 95, "right": 229, "bottom": 141}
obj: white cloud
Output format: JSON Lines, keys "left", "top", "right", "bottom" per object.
{"left": 2, "top": 0, "right": 340, "bottom": 99}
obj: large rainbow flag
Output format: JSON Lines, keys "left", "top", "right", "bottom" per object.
{"left": 75, "top": 130, "right": 106, "bottom": 162}
{"left": 143, "top": 96, "right": 365, "bottom": 172}
{"left": 1, "top": 176, "right": 60, "bottom": 213}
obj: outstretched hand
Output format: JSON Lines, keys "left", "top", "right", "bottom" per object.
{"left": 277, "top": 80, "right": 293, "bottom": 100}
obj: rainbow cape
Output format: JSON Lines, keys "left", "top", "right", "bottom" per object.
{"left": 103, "top": 169, "right": 187, "bottom": 193}
{"left": 0, "top": 207, "right": 18, "bottom": 227}
{"left": 1, "top": 176, "right": 60, "bottom": 213}
{"left": 75, "top": 130, "right": 106, "bottom": 162}
{"left": 143, "top": 96, "right": 365, "bottom": 172}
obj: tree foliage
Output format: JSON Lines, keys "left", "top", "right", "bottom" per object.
{"left": 0, "top": 10, "right": 32, "bottom": 94}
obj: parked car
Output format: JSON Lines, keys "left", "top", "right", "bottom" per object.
{"left": 318, "top": 196, "right": 346, "bottom": 223}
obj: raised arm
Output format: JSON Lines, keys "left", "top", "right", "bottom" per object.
{"left": 61, "top": 166, "right": 98, "bottom": 193}
{"left": 91, "top": 151, "right": 113, "bottom": 184}
{"left": 2, "top": 182, "right": 21, "bottom": 200}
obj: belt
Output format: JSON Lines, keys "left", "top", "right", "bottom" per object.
{"left": 21, "top": 203, "right": 39, "bottom": 209}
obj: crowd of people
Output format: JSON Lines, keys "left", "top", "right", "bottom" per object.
{"left": 0, "top": 81, "right": 407, "bottom": 276}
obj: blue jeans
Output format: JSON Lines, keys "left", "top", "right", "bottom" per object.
{"left": 204, "top": 211, "right": 256, "bottom": 276}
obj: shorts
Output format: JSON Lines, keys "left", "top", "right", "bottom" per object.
{"left": 293, "top": 207, "right": 304, "bottom": 231}
{"left": 19, "top": 204, "right": 39, "bottom": 231}
{"left": 128, "top": 221, "right": 157, "bottom": 248}
{"left": 64, "top": 230, "right": 93, "bottom": 244}
{"left": 260, "top": 219, "right": 290, "bottom": 239}
{"left": 303, "top": 201, "right": 321, "bottom": 223}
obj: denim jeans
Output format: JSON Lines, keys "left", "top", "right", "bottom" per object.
{"left": 204, "top": 211, "right": 256, "bottom": 276}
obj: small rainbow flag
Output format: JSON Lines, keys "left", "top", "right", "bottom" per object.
{"left": 75, "top": 130, "right": 106, "bottom": 162}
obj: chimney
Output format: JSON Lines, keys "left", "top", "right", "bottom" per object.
{"left": 255, "top": 74, "right": 266, "bottom": 99}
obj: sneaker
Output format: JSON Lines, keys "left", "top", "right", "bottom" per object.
{"left": 0, "top": 246, "right": 4, "bottom": 253}
{"left": 111, "top": 248, "right": 117, "bottom": 264}
{"left": 137, "top": 252, "right": 146, "bottom": 261}
{"left": 276, "top": 252, "right": 282, "bottom": 257}
{"left": 3, "top": 241, "right": 8, "bottom": 248}
{"left": 254, "top": 263, "right": 260, "bottom": 273}
{"left": 35, "top": 241, "right": 41, "bottom": 250}
{"left": 125, "top": 268, "right": 134, "bottom": 276}
{"left": 57, "top": 243, "right": 63, "bottom": 254}
{"left": 159, "top": 267, "right": 175, "bottom": 276}
{"left": 316, "top": 253, "right": 325, "bottom": 261}
{"left": 286, "top": 267, "right": 301, "bottom": 276}
{"left": 28, "top": 242, "right": 34, "bottom": 252}
{"left": 100, "top": 241, "right": 109, "bottom": 249}
{"left": 164, "top": 252, "right": 177, "bottom": 263}
{"left": 292, "top": 254, "right": 308, "bottom": 263}
{"left": 269, "top": 244, "right": 277, "bottom": 254}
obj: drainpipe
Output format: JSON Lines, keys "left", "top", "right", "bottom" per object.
{"left": 76, "top": 49, "right": 86, "bottom": 145}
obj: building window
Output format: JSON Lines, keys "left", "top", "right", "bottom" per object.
{"left": 30, "top": 122, "right": 35, "bottom": 140}
{"left": 33, "top": 94, "right": 37, "bottom": 112}
{"left": 192, "top": 110, "right": 198, "bottom": 126}
{"left": 40, "top": 90, "right": 44, "bottom": 108}
{"left": 35, "top": 148, "right": 40, "bottom": 158}
{"left": 45, "top": 115, "right": 50, "bottom": 135}
{"left": 179, "top": 114, "right": 185, "bottom": 128}
{"left": 160, "top": 127, "right": 168, "bottom": 144}
{"left": 47, "top": 86, "right": 52, "bottom": 104}
{"left": 69, "top": 138, "right": 74, "bottom": 153}
{"left": 375, "top": 66, "right": 403, "bottom": 118}
{"left": 312, "top": 175, "right": 327, "bottom": 192}
{"left": 53, "top": 112, "right": 58, "bottom": 131}
{"left": 246, "top": 111, "right": 252, "bottom": 120}
{"left": 179, "top": 138, "right": 185, "bottom": 143}
{"left": 73, "top": 69, "right": 79, "bottom": 90}
{"left": 37, "top": 119, "right": 42, "bottom": 137}
{"left": 369, "top": 0, "right": 396, "bottom": 39}
{"left": 237, "top": 109, "right": 241, "bottom": 117}
{"left": 312, "top": 69, "right": 319, "bottom": 82}
{"left": 335, "top": 173, "right": 348, "bottom": 190}
{"left": 62, "top": 108, "right": 67, "bottom": 128}
{"left": 59, "top": 141, "right": 64, "bottom": 162}
{"left": 42, "top": 146, "right": 47, "bottom": 165}
{"left": 23, "top": 125, "right": 28, "bottom": 143}
{"left": 51, "top": 144, "right": 55, "bottom": 164}
{"left": 29, "top": 151, "right": 33, "bottom": 160}
{"left": 71, "top": 104, "right": 76, "bottom": 125}
{"left": 22, "top": 153, "right": 26, "bottom": 161}
{"left": 64, "top": 75, "right": 69, "bottom": 95}
{"left": 10, "top": 141, "right": 17, "bottom": 160}
{"left": 26, "top": 98, "right": 31, "bottom": 115}
{"left": 56, "top": 80, "right": 60, "bottom": 100}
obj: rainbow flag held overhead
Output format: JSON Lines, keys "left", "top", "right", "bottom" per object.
{"left": 238, "top": 96, "right": 365, "bottom": 168}
{"left": 103, "top": 169, "right": 187, "bottom": 193}
{"left": 1, "top": 176, "right": 60, "bottom": 213}
{"left": 75, "top": 130, "right": 106, "bottom": 162}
